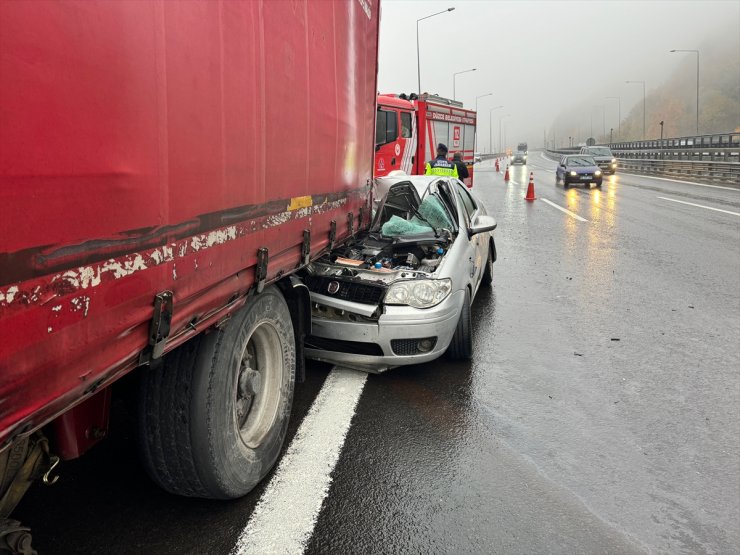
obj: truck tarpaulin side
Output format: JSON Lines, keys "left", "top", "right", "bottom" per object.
{"left": 0, "top": 0, "right": 379, "bottom": 455}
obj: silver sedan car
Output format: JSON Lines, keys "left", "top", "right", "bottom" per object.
{"left": 302, "top": 174, "right": 497, "bottom": 372}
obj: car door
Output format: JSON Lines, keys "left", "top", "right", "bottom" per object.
{"left": 453, "top": 180, "right": 485, "bottom": 292}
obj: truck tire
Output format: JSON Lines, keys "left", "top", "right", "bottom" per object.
{"left": 138, "top": 286, "right": 295, "bottom": 499}
{"left": 446, "top": 289, "right": 472, "bottom": 361}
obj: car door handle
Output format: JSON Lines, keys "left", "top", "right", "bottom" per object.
{"left": 391, "top": 157, "right": 396, "bottom": 166}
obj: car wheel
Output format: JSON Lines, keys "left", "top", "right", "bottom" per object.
{"left": 482, "top": 245, "right": 494, "bottom": 287}
{"left": 139, "top": 286, "right": 296, "bottom": 499}
{"left": 596, "top": 181, "right": 602, "bottom": 188}
{"left": 446, "top": 289, "right": 472, "bottom": 361}
{"left": 563, "top": 179, "right": 569, "bottom": 189}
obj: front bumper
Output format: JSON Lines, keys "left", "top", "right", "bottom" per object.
{"left": 565, "top": 172, "right": 603, "bottom": 185}
{"left": 595, "top": 160, "right": 617, "bottom": 173}
{"left": 305, "top": 289, "right": 465, "bottom": 372}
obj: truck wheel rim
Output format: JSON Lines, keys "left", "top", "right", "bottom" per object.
{"left": 235, "top": 321, "right": 283, "bottom": 449}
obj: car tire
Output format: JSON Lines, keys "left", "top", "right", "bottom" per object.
{"left": 482, "top": 245, "right": 494, "bottom": 287}
{"left": 563, "top": 179, "right": 569, "bottom": 189}
{"left": 138, "top": 286, "right": 296, "bottom": 499}
{"left": 446, "top": 289, "right": 473, "bottom": 361}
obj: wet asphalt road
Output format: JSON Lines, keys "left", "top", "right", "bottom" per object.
{"left": 15, "top": 155, "right": 740, "bottom": 554}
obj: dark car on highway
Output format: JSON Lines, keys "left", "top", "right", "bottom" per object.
{"left": 579, "top": 146, "right": 617, "bottom": 174}
{"left": 556, "top": 155, "right": 603, "bottom": 188}
{"left": 511, "top": 151, "right": 527, "bottom": 165}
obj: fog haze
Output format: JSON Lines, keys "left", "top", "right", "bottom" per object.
{"left": 378, "top": 0, "right": 740, "bottom": 150}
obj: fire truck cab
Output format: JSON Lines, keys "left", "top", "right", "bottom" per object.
{"left": 375, "top": 93, "right": 476, "bottom": 187}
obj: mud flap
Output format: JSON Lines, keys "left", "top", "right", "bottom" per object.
{"left": 0, "top": 433, "right": 58, "bottom": 554}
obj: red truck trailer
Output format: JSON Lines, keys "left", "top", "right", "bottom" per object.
{"left": 0, "top": 0, "right": 379, "bottom": 542}
{"left": 374, "top": 93, "right": 476, "bottom": 186}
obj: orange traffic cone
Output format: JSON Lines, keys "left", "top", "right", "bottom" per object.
{"left": 525, "top": 172, "right": 536, "bottom": 201}
{"left": 504, "top": 165, "right": 510, "bottom": 182}
{"left": 495, "top": 159, "right": 500, "bottom": 172}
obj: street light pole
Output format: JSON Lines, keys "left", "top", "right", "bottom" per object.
{"left": 606, "top": 96, "right": 621, "bottom": 139}
{"left": 452, "top": 68, "right": 476, "bottom": 101}
{"left": 499, "top": 113, "right": 510, "bottom": 154}
{"left": 416, "top": 8, "right": 455, "bottom": 95}
{"left": 474, "top": 93, "right": 493, "bottom": 155}
{"left": 601, "top": 105, "right": 606, "bottom": 139}
{"left": 670, "top": 49, "right": 700, "bottom": 134}
{"left": 488, "top": 105, "right": 503, "bottom": 154}
{"left": 626, "top": 80, "right": 646, "bottom": 140}
{"left": 475, "top": 93, "right": 493, "bottom": 116}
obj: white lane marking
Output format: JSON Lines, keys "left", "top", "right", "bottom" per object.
{"left": 540, "top": 198, "right": 589, "bottom": 222}
{"left": 657, "top": 196, "right": 740, "bottom": 217}
{"left": 622, "top": 172, "right": 739, "bottom": 191}
{"left": 232, "top": 367, "right": 368, "bottom": 555}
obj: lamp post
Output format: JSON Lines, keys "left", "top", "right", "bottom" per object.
{"left": 452, "top": 68, "right": 476, "bottom": 101}
{"left": 474, "top": 93, "right": 493, "bottom": 155}
{"left": 475, "top": 93, "right": 493, "bottom": 115}
{"left": 606, "top": 96, "right": 621, "bottom": 139}
{"left": 626, "top": 80, "right": 646, "bottom": 140}
{"left": 670, "top": 49, "right": 700, "bottom": 134}
{"left": 610, "top": 128, "right": 613, "bottom": 144}
{"left": 417, "top": 8, "right": 455, "bottom": 95}
{"left": 499, "top": 113, "right": 511, "bottom": 154}
{"left": 488, "top": 105, "right": 503, "bottom": 153}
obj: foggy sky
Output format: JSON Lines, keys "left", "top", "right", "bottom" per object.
{"left": 378, "top": 0, "right": 740, "bottom": 151}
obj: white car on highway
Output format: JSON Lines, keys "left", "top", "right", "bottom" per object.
{"left": 301, "top": 174, "right": 497, "bottom": 372}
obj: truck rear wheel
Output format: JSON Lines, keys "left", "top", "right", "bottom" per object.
{"left": 138, "top": 286, "right": 295, "bottom": 499}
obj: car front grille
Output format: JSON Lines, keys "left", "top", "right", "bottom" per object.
{"left": 304, "top": 275, "right": 385, "bottom": 305}
{"left": 305, "top": 336, "right": 384, "bottom": 356}
{"left": 390, "top": 337, "right": 437, "bottom": 356}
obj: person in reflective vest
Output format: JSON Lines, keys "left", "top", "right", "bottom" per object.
{"left": 425, "top": 143, "right": 459, "bottom": 178}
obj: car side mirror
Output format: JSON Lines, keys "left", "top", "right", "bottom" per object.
{"left": 469, "top": 214, "right": 497, "bottom": 236}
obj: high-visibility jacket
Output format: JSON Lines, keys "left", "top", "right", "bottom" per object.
{"left": 425, "top": 156, "right": 459, "bottom": 178}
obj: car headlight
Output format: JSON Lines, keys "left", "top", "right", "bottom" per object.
{"left": 611, "top": 158, "right": 617, "bottom": 163}
{"left": 569, "top": 170, "right": 577, "bottom": 176}
{"left": 385, "top": 278, "right": 452, "bottom": 308}
{"left": 595, "top": 170, "right": 602, "bottom": 176}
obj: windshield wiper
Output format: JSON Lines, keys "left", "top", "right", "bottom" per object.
{"left": 409, "top": 204, "right": 439, "bottom": 237}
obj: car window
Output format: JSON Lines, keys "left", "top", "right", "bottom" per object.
{"left": 455, "top": 182, "right": 477, "bottom": 223}
{"left": 400, "top": 111, "right": 412, "bottom": 138}
{"left": 567, "top": 156, "right": 596, "bottom": 166}
{"left": 375, "top": 109, "right": 398, "bottom": 146}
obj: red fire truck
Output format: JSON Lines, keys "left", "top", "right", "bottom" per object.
{"left": 0, "top": 1, "right": 379, "bottom": 546}
{"left": 374, "top": 93, "right": 476, "bottom": 186}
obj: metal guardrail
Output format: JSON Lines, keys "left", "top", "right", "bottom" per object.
{"left": 610, "top": 132, "right": 740, "bottom": 151}
{"left": 546, "top": 132, "right": 740, "bottom": 183}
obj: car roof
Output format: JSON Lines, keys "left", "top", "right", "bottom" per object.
{"left": 374, "top": 173, "right": 449, "bottom": 197}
